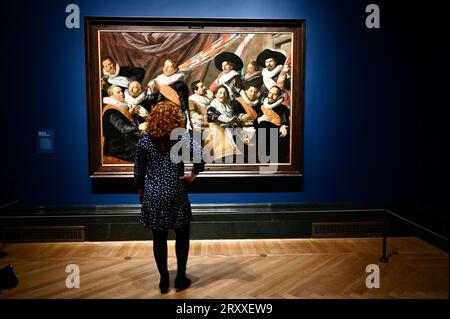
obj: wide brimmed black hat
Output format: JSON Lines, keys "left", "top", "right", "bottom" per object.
{"left": 256, "top": 49, "right": 286, "bottom": 68}
{"left": 214, "top": 52, "right": 243, "bottom": 71}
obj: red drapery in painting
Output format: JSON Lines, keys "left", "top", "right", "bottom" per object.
{"left": 100, "top": 32, "right": 220, "bottom": 89}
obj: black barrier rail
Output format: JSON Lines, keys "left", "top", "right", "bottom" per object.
{"left": 379, "top": 211, "right": 389, "bottom": 263}
{"left": 380, "top": 209, "right": 449, "bottom": 263}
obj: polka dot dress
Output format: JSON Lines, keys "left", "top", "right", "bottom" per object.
{"left": 134, "top": 133, "right": 204, "bottom": 230}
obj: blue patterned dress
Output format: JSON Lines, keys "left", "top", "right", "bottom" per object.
{"left": 134, "top": 133, "right": 204, "bottom": 230}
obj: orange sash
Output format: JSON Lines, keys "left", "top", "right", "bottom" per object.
{"left": 159, "top": 85, "right": 181, "bottom": 106}
{"left": 236, "top": 97, "right": 257, "bottom": 120}
{"left": 261, "top": 105, "right": 281, "bottom": 126}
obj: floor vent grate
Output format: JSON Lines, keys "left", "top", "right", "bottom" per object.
{"left": 1, "top": 226, "right": 85, "bottom": 243}
{"left": 312, "top": 221, "right": 384, "bottom": 238}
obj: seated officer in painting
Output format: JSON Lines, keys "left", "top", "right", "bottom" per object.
{"left": 125, "top": 80, "right": 152, "bottom": 121}
{"left": 204, "top": 85, "right": 241, "bottom": 162}
{"left": 230, "top": 82, "right": 261, "bottom": 160}
{"left": 188, "top": 80, "right": 212, "bottom": 130}
{"left": 102, "top": 85, "right": 148, "bottom": 161}
{"left": 256, "top": 85, "right": 290, "bottom": 163}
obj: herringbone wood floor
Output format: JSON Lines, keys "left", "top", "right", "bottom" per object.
{"left": 0, "top": 237, "right": 447, "bottom": 299}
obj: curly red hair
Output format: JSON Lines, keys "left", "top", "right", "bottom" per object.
{"left": 146, "top": 101, "right": 185, "bottom": 140}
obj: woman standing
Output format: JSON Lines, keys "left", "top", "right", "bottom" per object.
{"left": 134, "top": 101, "right": 204, "bottom": 293}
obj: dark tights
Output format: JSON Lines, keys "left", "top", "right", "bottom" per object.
{"left": 152, "top": 224, "right": 190, "bottom": 280}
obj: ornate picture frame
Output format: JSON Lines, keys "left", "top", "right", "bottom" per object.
{"left": 85, "top": 17, "right": 305, "bottom": 183}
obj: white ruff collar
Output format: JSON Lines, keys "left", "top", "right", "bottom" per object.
{"left": 210, "top": 98, "right": 233, "bottom": 116}
{"left": 262, "top": 64, "right": 283, "bottom": 79}
{"left": 125, "top": 90, "right": 147, "bottom": 105}
{"left": 189, "top": 94, "right": 211, "bottom": 106}
{"left": 239, "top": 90, "right": 259, "bottom": 106}
{"left": 244, "top": 71, "right": 261, "bottom": 81}
{"left": 218, "top": 70, "right": 239, "bottom": 84}
{"left": 262, "top": 97, "right": 283, "bottom": 109}
{"left": 103, "top": 63, "right": 120, "bottom": 78}
{"left": 154, "top": 72, "right": 184, "bottom": 86}
{"left": 103, "top": 96, "right": 129, "bottom": 108}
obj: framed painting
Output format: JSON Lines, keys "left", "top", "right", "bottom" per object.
{"left": 85, "top": 17, "right": 305, "bottom": 183}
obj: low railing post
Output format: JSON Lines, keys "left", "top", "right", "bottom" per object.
{"left": 379, "top": 209, "right": 389, "bottom": 263}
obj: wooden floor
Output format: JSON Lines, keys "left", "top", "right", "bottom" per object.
{"left": 0, "top": 237, "right": 447, "bottom": 299}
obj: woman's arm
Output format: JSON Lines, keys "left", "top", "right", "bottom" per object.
{"left": 179, "top": 131, "right": 205, "bottom": 184}
{"left": 134, "top": 137, "right": 148, "bottom": 194}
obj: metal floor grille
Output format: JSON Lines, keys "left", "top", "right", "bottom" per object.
{"left": 1, "top": 226, "right": 85, "bottom": 243}
{"left": 312, "top": 221, "right": 384, "bottom": 238}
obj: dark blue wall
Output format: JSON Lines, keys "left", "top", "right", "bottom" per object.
{"left": 1, "top": 0, "right": 448, "bottom": 214}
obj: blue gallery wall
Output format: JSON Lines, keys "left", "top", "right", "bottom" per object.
{"left": 1, "top": 0, "right": 448, "bottom": 209}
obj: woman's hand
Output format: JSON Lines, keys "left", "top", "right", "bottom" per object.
{"left": 279, "top": 125, "right": 288, "bottom": 138}
{"left": 138, "top": 122, "right": 148, "bottom": 131}
{"left": 179, "top": 173, "right": 198, "bottom": 184}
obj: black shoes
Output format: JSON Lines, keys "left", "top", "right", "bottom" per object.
{"left": 158, "top": 273, "right": 192, "bottom": 293}
{"left": 159, "top": 273, "right": 169, "bottom": 294}
{"left": 174, "top": 275, "right": 191, "bottom": 291}
{"left": 0, "top": 264, "right": 19, "bottom": 290}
